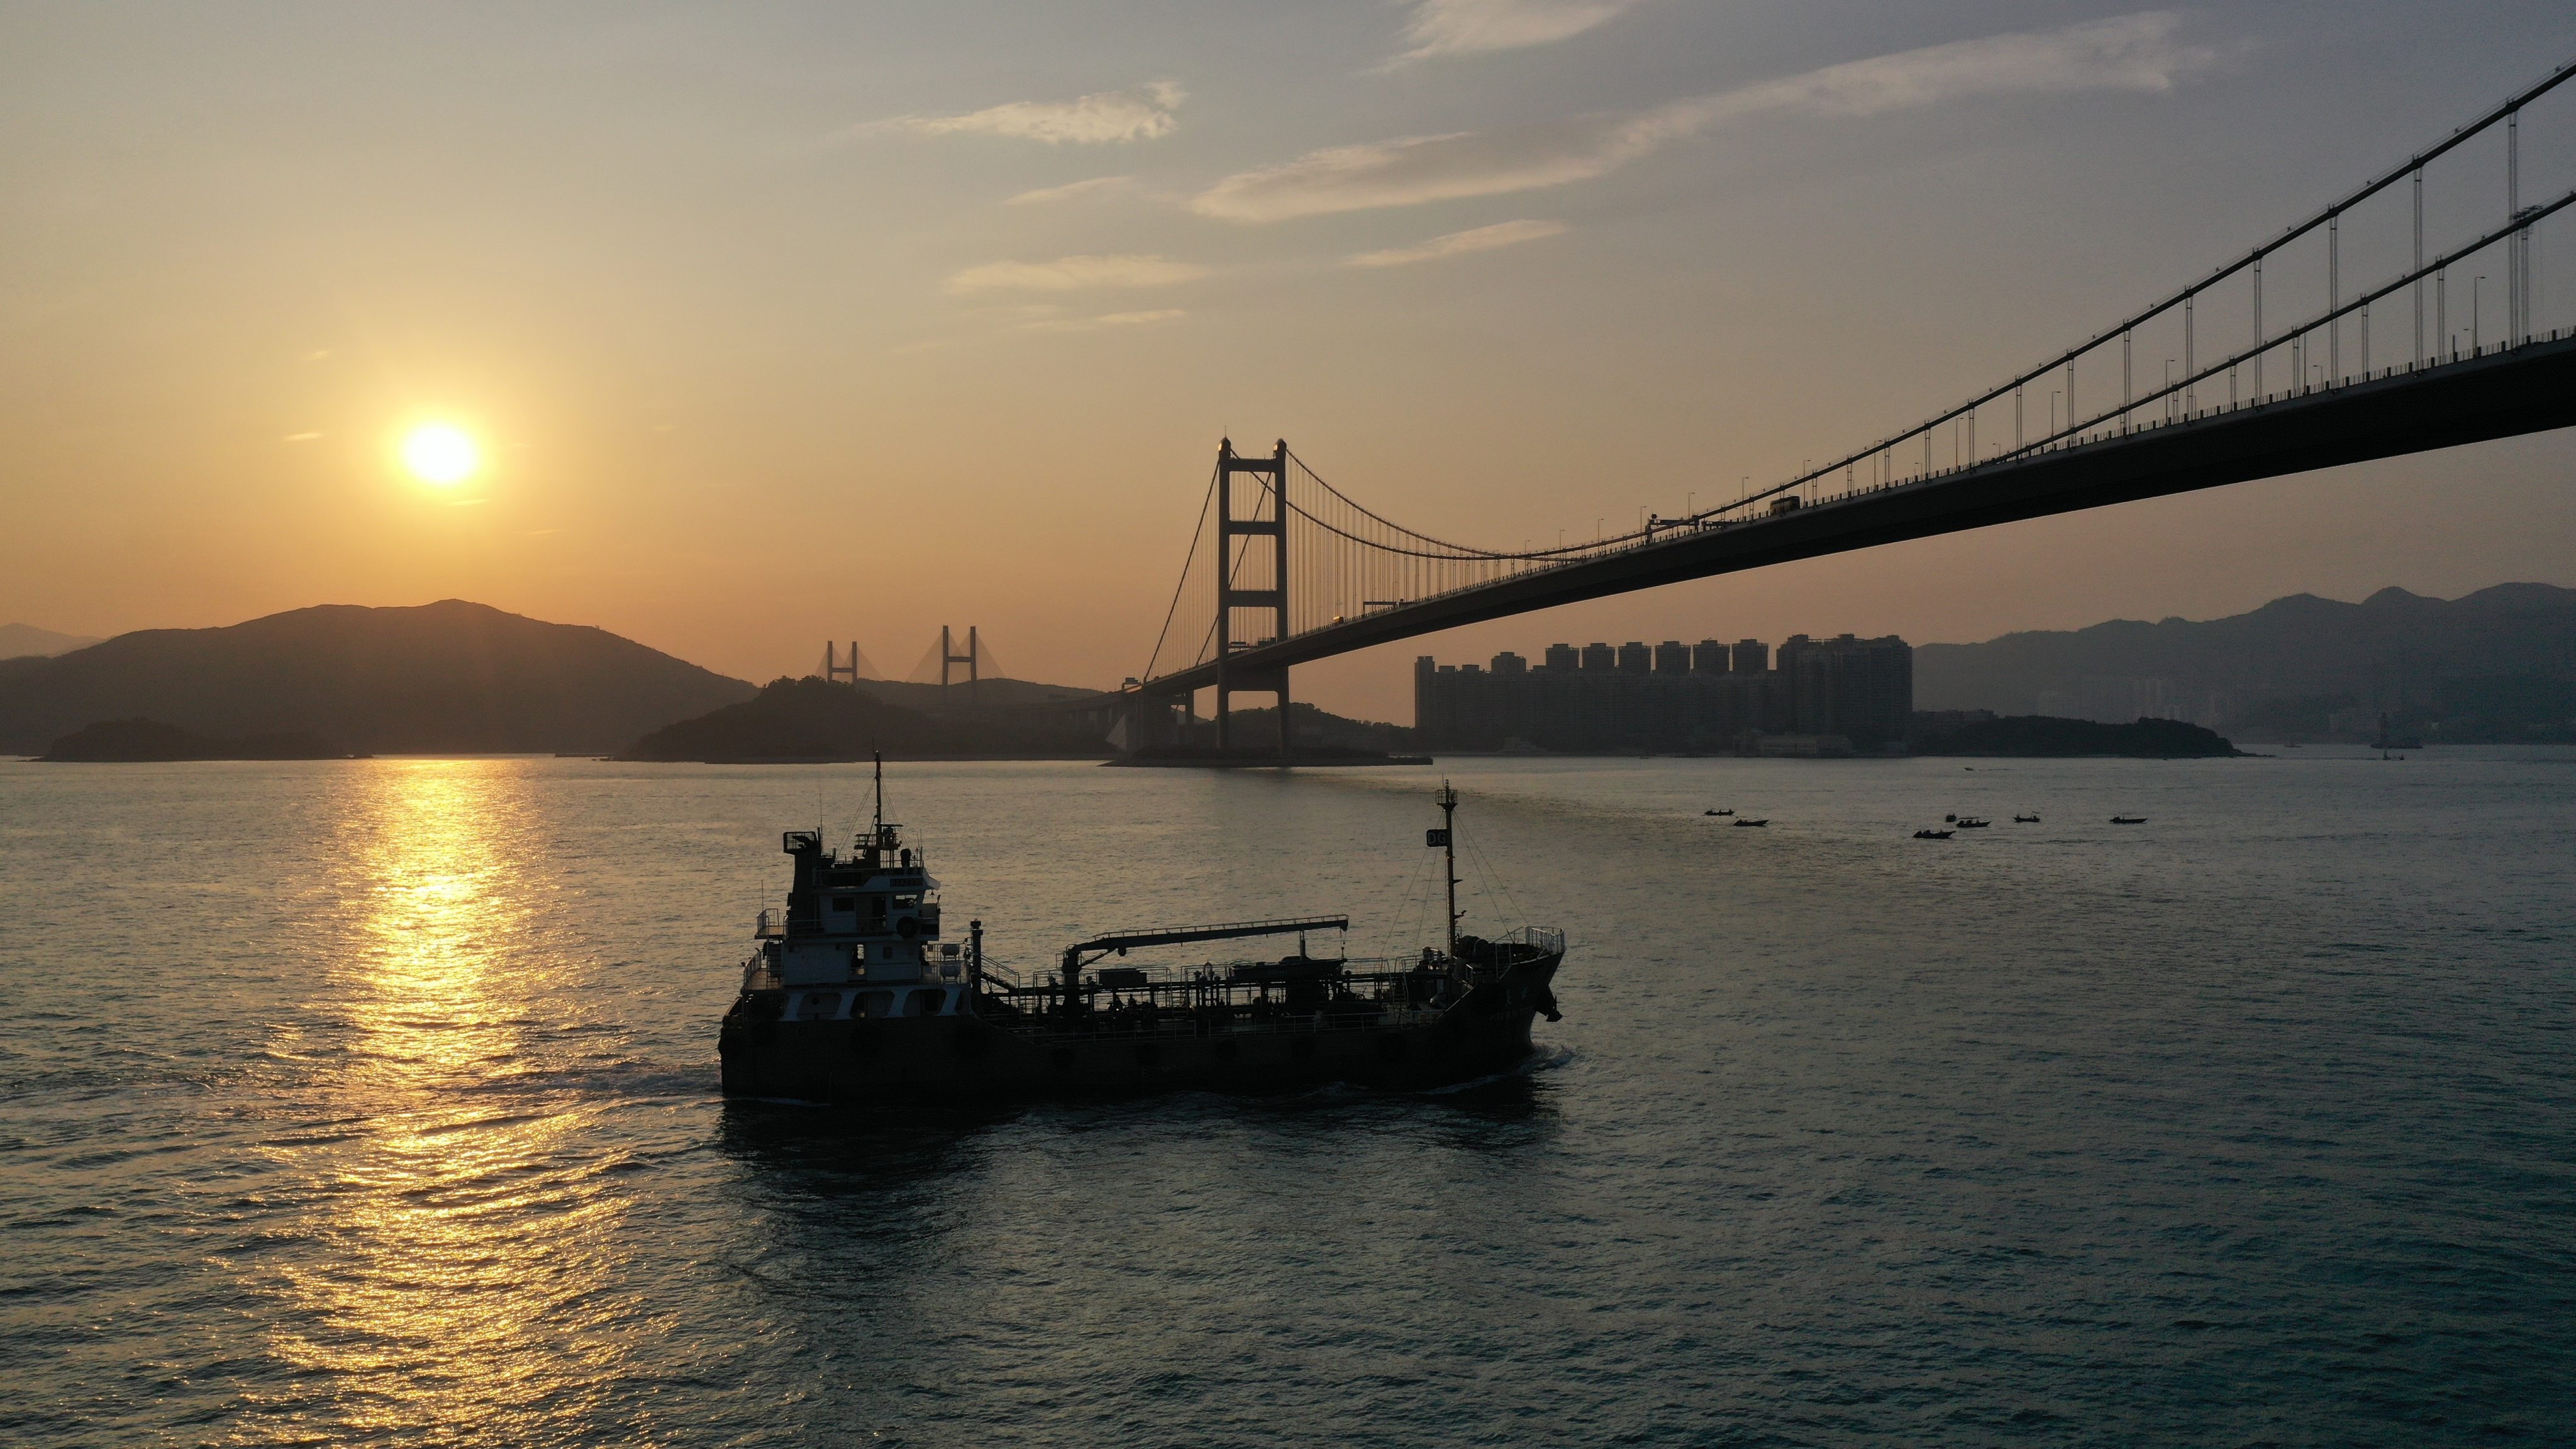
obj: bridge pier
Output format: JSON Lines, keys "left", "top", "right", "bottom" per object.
{"left": 1111, "top": 689, "right": 1188, "bottom": 752}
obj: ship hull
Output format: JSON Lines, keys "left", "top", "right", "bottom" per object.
{"left": 720, "top": 955, "right": 1560, "bottom": 1102}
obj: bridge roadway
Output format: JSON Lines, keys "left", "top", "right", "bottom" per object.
{"left": 1131, "top": 331, "right": 2576, "bottom": 702}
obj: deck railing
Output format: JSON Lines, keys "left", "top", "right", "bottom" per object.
{"left": 1499, "top": 924, "right": 1567, "bottom": 955}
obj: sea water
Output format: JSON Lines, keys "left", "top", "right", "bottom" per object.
{"left": 2, "top": 751, "right": 2571, "bottom": 1446}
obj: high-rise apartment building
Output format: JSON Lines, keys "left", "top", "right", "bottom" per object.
{"left": 1414, "top": 630, "right": 1911, "bottom": 752}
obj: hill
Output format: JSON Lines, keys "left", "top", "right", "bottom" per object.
{"left": 621, "top": 676, "right": 1110, "bottom": 762}
{"left": 850, "top": 677, "right": 1102, "bottom": 712}
{"left": 0, "top": 623, "right": 103, "bottom": 659}
{"left": 1172, "top": 701, "right": 1419, "bottom": 755}
{"left": 1914, "top": 584, "right": 2576, "bottom": 741}
{"left": 0, "top": 600, "right": 753, "bottom": 755}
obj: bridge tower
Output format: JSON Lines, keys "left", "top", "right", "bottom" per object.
{"left": 940, "top": 625, "right": 978, "bottom": 703}
{"left": 1216, "top": 438, "right": 1292, "bottom": 757}
{"left": 821, "top": 641, "right": 863, "bottom": 685}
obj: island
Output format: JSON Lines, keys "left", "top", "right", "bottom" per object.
{"left": 40, "top": 718, "right": 358, "bottom": 762}
{"left": 1910, "top": 714, "right": 2244, "bottom": 758}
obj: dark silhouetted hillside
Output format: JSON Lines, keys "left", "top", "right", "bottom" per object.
{"left": 0, "top": 600, "right": 753, "bottom": 755}
{"left": 621, "top": 676, "right": 1110, "bottom": 761}
{"left": 1915, "top": 584, "right": 2576, "bottom": 741}
{"left": 41, "top": 718, "right": 352, "bottom": 762}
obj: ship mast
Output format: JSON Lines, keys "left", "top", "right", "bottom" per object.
{"left": 1437, "top": 780, "right": 1460, "bottom": 959}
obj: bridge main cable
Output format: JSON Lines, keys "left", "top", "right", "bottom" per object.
{"left": 1985, "top": 182, "right": 2576, "bottom": 465}
{"left": 1709, "top": 50, "right": 2576, "bottom": 520}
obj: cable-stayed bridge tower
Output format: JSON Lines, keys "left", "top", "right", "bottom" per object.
{"left": 821, "top": 641, "right": 870, "bottom": 684}
{"left": 940, "top": 625, "right": 979, "bottom": 702}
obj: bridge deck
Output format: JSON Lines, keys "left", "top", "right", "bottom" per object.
{"left": 1134, "top": 333, "right": 2576, "bottom": 698}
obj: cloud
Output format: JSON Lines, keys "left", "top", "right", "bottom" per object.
{"left": 1196, "top": 13, "right": 2210, "bottom": 222}
{"left": 887, "top": 81, "right": 1184, "bottom": 145}
{"left": 945, "top": 255, "right": 1209, "bottom": 295}
{"left": 1006, "top": 175, "right": 1136, "bottom": 206}
{"left": 1021, "top": 308, "right": 1189, "bottom": 333}
{"left": 1348, "top": 218, "right": 1568, "bottom": 267}
{"left": 1385, "top": 0, "right": 1650, "bottom": 67}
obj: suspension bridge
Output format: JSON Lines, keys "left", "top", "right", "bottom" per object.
{"left": 1114, "top": 58, "right": 2576, "bottom": 755}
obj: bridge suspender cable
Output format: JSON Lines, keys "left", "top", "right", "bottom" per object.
{"left": 1713, "top": 51, "right": 2576, "bottom": 519}
{"left": 1140, "top": 459, "right": 1219, "bottom": 682}
{"left": 1990, "top": 182, "right": 2576, "bottom": 464}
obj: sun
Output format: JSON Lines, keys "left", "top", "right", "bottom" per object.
{"left": 402, "top": 424, "right": 479, "bottom": 486}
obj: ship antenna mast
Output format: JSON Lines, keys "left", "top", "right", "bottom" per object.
{"left": 872, "top": 751, "right": 884, "bottom": 840}
{"left": 1438, "top": 780, "right": 1460, "bottom": 960}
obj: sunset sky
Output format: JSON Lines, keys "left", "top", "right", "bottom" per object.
{"left": 7, "top": 1, "right": 2576, "bottom": 720}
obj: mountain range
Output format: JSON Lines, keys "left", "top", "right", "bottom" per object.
{"left": 1914, "top": 584, "right": 2576, "bottom": 741}
{"left": 0, "top": 623, "right": 104, "bottom": 660}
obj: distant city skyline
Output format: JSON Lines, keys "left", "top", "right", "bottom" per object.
{"left": 6, "top": 3, "right": 2576, "bottom": 723}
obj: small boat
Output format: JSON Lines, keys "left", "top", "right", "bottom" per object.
{"left": 1955, "top": 816, "right": 1991, "bottom": 828}
{"left": 1733, "top": 818, "right": 1769, "bottom": 828}
{"left": 2109, "top": 815, "right": 2148, "bottom": 824}
{"left": 1704, "top": 808, "right": 1733, "bottom": 816}
{"left": 1943, "top": 813, "right": 1957, "bottom": 823}
{"left": 2013, "top": 813, "right": 2040, "bottom": 823}
{"left": 1914, "top": 829, "right": 1953, "bottom": 840}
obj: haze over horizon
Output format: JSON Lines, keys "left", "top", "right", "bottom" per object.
{"left": 9, "top": 2, "right": 2576, "bottom": 721}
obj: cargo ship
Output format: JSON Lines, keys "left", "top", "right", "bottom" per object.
{"left": 718, "top": 767, "right": 1565, "bottom": 1101}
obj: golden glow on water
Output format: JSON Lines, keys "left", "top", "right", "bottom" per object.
{"left": 249, "top": 761, "right": 632, "bottom": 1443}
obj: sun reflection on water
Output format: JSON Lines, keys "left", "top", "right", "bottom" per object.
{"left": 243, "top": 760, "right": 641, "bottom": 1443}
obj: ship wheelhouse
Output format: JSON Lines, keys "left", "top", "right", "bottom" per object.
{"left": 754, "top": 820, "right": 953, "bottom": 991}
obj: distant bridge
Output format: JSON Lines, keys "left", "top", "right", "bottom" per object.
{"left": 1113, "top": 58, "right": 2576, "bottom": 753}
